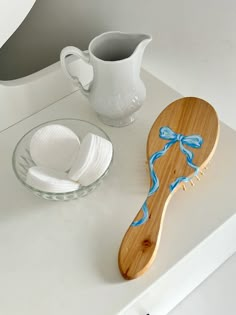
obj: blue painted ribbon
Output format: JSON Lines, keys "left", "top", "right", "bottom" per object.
{"left": 131, "top": 126, "right": 203, "bottom": 227}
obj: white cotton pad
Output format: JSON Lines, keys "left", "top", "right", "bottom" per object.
{"left": 68, "top": 133, "right": 97, "bottom": 181}
{"left": 30, "top": 124, "right": 80, "bottom": 172}
{"left": 68, "top": 132, "right": 113, "bottom": 186}
{"left": 78, "top": 136, "right": 113, "bottom": 186}
{"left": 26, "top": 166, "right": 80, "bottom": 193}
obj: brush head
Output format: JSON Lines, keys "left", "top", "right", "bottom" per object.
{"left": 147, "top": 97, "right": 219, "bottom": 193}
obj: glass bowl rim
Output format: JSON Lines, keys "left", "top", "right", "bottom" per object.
{"left": 12, "top": 118, "right": 113, "bottom": 196}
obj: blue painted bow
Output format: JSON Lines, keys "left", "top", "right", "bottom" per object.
{"left": 131, "top": 126, "right": 203, "bottom": 227}
{"left": 159, "top": 126, "right": 203, "bottom": 149}
{"left": 159, "top": 126, "right": 203, "bottom": 191}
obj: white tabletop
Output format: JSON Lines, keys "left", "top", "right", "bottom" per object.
{"left": 170, "top": 253, "right": 236, "bottom": 315}
{"left": 0, "top": 70, "right": 235, "bottom": 315}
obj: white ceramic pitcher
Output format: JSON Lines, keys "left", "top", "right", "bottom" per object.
{"left": 60, "top": 31, "right": 152, "bottom": 127}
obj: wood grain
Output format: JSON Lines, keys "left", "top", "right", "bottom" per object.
{"left": 118, "top": 97, "right": 219, "bottom": 280}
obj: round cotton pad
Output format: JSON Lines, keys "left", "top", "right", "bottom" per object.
{"left": 30, "top": 124, "right": 80, "bottom": 172}
{"left": 68, "top": 133, "right": 97, "bottom": 181}
{"left": 78, "top": 137, "right": 113, "bottom": 186}
{"left": 26, "top": 166, "right": 80, "bottom": 193}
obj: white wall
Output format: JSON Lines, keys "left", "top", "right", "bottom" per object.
{"left": 0, "top": 0, "right": 235, "bottom": 129}
{"left": 0, "top": 0, "right": 35, "bottom": 49}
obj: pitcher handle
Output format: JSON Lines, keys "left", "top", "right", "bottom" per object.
{"left": 60, "top": 46, "right": 90, "bottom": 97}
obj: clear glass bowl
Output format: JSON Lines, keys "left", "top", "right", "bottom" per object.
{"left": 12, "top": 119, "right": 113, "bottom": 201}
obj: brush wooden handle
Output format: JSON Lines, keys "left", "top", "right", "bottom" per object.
{"left": 118, "top": 186, "right": 171, "bottom": 279}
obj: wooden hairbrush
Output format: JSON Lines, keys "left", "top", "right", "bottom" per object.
{"left": 118, "top": 97, "right": 219, "bottom": 280}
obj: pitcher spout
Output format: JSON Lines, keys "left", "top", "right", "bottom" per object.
{"left": 132, "top": 33, "right": 152, "bottom": 56}
{"left": 89, "top": 31, "right": 152, "bottom": 63}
